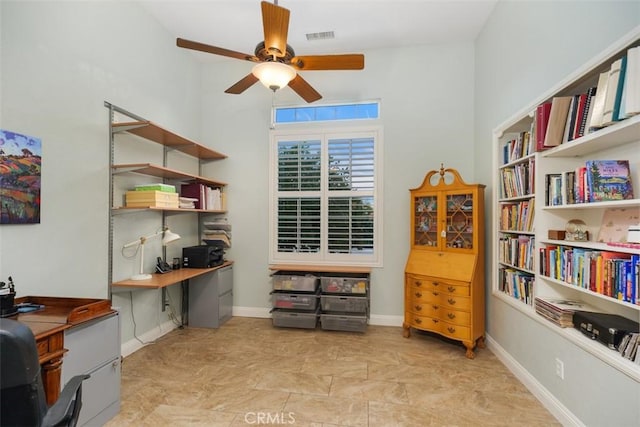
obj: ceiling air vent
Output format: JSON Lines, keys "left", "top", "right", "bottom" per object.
{"left": 306, "top": 31, "right": 335, "bottom": 41}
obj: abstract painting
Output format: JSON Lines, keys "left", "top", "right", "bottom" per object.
{"left": 0, "top": 129, "right": 42, "bottom": 224}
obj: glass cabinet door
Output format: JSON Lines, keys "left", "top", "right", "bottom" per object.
{"left": 445, "top": 192, "right": 474, "bottom": 250}
{"left": 414, "top": 195, "right": 438, "bottom": 247}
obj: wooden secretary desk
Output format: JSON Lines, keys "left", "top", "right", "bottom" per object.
{"left": 403, "top": 165, "right": 486, "bottom": 358}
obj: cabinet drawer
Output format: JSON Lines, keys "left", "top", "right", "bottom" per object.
{"left": 406, "top": 275, "right": 469, "bottom": 296}
{"left": 407, "top": 288, "right": 471, "bottom": 311}
{"left": 75, "top": 356, "right": 121, "bottom": 427}
{"left": 62, "top": 314, "right": 119, "bottom": 383}
{"left": 406, "top": 313, "right": 471, "bottom": 340}
{"left": 407, "top": 303, "right": 470, "bottom": 326}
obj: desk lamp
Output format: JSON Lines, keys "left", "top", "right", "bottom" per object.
{"left": 123, "top": 228, "right": 181, "bottom": 280}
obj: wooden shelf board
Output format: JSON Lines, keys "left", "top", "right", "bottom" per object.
{"left": 112, "top": 163, "right": 226, "bottom": 187}
{"left": 269, "top": 264, "right": 372, "bottom": 274}
{"left": 112, "top": 262, "right": 233, "bottom": 289}
{"left": 112, "top": 121, "right": 227, "bottom": 161}
{"left": 112, "top": 206, "right": 226, "bottom": 214}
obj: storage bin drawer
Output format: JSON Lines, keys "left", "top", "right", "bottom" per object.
{"left": 62, "top": 313, "right": 119, "bottom": 383}
{"left": 320, "top": 313, "right": 368, "bottom": 332}
{"left": 74, "top": 356, "right": 121, "bottom": 427}
{"left": 272, "top": 292, "right": 318, "bottom": 310}
{"left": 272, "top": 308, "right": 318, "bottom": 329}
{"left": 320, "top": 295, "right": 368, "bottom": 313}
{"left": 272, "top": 273, "right": 319, "bottom": 291}
{"left": 320, "top": 274, "right": 368, "bottom": 294}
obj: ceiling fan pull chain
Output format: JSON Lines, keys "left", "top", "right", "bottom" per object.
{"left": 270, "top": 91, "right": 276, "bottom": 130}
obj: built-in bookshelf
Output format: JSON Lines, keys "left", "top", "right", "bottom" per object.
{"left": 493, "top": 28, "right": 640, "bottom": 381}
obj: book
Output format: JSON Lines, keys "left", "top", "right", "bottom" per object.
{"left": 584, "top": 160, "right": 634, "bottom": 202}
{"left": 535, "top": 102, "right": 552, "bottom": 151}
{"left": 534, "top": 296, "right": 602, "bottom": 328}
{"left": 621, "top": 46, "right": 640, "bottom": 118}
{"left": 561, "top": 95, "right": 579, "bottom": 144}
{"left": 543, "top": 96, "right": 572, "bottom": 147}
{"left": 601, "top": 56, "right": 627, "bottom": 126}
{"left": 576, "top": 86, "right": 597, "bottom": 139}
{"left": 588, "top": 71, "right": 609, "bottom": 132}
{"left": 571, "top": 92, "right": 588, "bottom": 140}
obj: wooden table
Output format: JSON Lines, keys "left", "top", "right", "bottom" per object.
{"left": 11, "top": 296, "right": 115, "bottom": 405}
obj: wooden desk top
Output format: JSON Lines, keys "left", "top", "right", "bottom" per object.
{"left": 269, "top": 264, "right": 372, "bottom": 274}
{"left": 112, "top": 261, "right": 234, "bottom": 289}
{"left": 14, "top": 296, "right": 115, "bottom": 326}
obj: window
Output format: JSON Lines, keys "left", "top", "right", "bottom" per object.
{"left": 269, "top": 126, "right": 382, "bottom": 266}
{"left": 274, "top": 101, "right": 380, "bottom": 124}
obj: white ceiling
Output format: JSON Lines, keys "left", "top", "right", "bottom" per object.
{"left": 138, "top": 0, "right": 498, "bottom": 62}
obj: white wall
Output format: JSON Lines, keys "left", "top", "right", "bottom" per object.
{"left": 0, "top": 2, "right": 477, "bottom": 341}
{"left": 474, "top": 1, "right": 640, "bottom": 426}
{"left": 199, "top": 42, "right": 476, "bottom": 321}
{"left": 0, "top": 0, "right": 202, "bottom": 344}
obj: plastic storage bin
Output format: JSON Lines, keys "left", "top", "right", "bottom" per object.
{"left": 320, "top": 274, "right": 368, "bottom": 294}
{"left": 320, "top": 295, "right": 368, "bottom": 313}
{"left": 272, "top": 291, "right": 319, "bottom": 310}
{"left": 272, "top": 273, "right": 318, "bottom": 292}
{"left": 272, "top": 308, "right": 319, "bottom": 329}
{"left": 320, "top": 313, "right": 368, "bottom": 332}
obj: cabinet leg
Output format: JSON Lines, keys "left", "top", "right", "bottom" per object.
{"left": 476, "top": 335, "right": 486, "bottom": 349}
{"left": 402, "top": 323, "right": 411, "bottom": 338}
{"left": 464, "top": 342, "right": 476, "bottom": 359}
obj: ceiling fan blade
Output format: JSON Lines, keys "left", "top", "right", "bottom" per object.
{"left": 291, "top": 54, "right": 365, "bottom": 71}
{"left": 288, "top": 75, "right": 322, "bottom": 103}
{"left": 261, "top": 1, "right": 290, "bottom": 58}
{"left": 177, "top": 38, "right": 257, "bottom": 62}
{"left": 224, "top": 74, "right": 260, "bottom": 94}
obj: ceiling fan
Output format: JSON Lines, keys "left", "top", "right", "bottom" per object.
{"left": 176, "top": 0, "right": 365, "bottom": 103}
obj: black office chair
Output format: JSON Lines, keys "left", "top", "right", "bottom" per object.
{"left": 0, "top": 318, "right": 89, "bottom": 427}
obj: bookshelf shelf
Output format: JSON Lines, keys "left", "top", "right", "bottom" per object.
{"left": 492, "top": 29, "right": 640, "bottom": 379}
{"left": 106, "top": 102, "right": 230, "bottom": 290}
{"left": 112, "top": 121, "right": 226, "bottom": 161}
{"left": 112, "top": 163, "right": 227, "bottom": 187}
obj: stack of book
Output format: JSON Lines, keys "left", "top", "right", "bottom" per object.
{"left": 535, "top": 45, "right": 640, "bottom": 152}
{"left": 534, "top": 296, "right": 601, "bottom": 328}
{"left": 202, "top": 219, "right": 231, "bottom": 248}
{"left": 618, "top": 333, "right": 640, "bottom": 363}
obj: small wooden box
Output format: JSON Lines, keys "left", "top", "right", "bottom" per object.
{"left": 547, "top": 230, "right": 566, "bottom": 240}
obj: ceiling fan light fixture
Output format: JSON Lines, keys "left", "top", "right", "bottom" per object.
{"left": 252, "top": 61, "right": 296, "bottom": 91}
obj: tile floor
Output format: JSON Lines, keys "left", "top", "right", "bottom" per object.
{"left": 105, "top": 317, "right": 560, "bottom": 426}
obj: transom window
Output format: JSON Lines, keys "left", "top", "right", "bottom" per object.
{"left": 269, "top": 126, "right": 382, "bottom": 267}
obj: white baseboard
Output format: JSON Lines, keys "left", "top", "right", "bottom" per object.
{"left": 369, "top": 314, "right": 403, "bottom": 327}
{"left": 485, "top": 334, "right": 583, "bottom": 427}
{"left": 121, "top": 320, "right": 180, "bottom": 358}
{"left": 121, "top": 311, "right": 401, "bottom": 357}
{"left": 233, "top": 306, "right": 272, "bottom": 318}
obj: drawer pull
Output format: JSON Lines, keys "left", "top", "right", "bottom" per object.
{"left": 415, "top": 280, "right": 422, "bottom": 287}
{"left": 414, "top": 305, "right": 422, "bottom": 311}
{"left": 432, "top": 292, "right": 439, "bottom": 296}
{"left": 447, "top": 327, "right": 455, "bottom": 333}
{"left": 447, "top": 313, "right": 456, "bottom": 319}
{"left": 432, "top": 305, "right": 439, "bottom": 310}
{"left": 414, "top": 292, "right": 422, "bottom": 298}
{"left": 432, "top": 319, "right": 439, "bottom": 323}
{"left": 447, "top": 286, "right": 456, "bottom": 293}
{"left": 415, "top": 318, "right": 422, "bottom": 324}
{"left": 447, "top": 298, "right": 456, "bottom": 305}
{"left": 432, "top": 281, "right": 439, "bottom": 286}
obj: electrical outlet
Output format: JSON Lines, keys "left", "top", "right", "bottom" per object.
{"left": 555, "top": 358, "right": 564, "bottom": 379}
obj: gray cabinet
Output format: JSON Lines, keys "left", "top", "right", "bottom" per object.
{"left": 188, "top": 264, "right": 233, "bottom": 328}
{"left": 61, "top": 312, "right": 120, "bottom": 426}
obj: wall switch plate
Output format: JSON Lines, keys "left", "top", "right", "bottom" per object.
{"left": 555, "top": 358, "right": 564, "bottom": 379}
